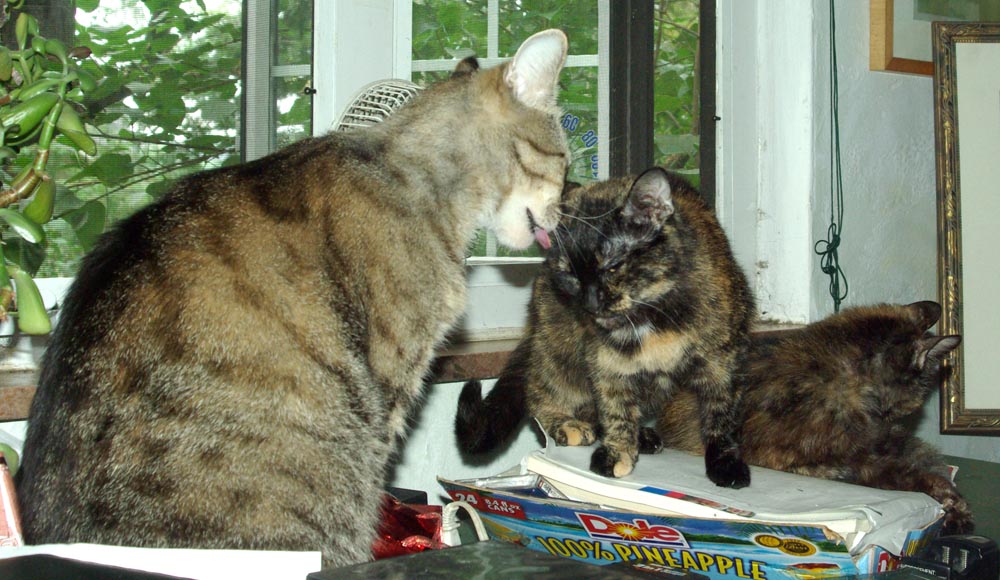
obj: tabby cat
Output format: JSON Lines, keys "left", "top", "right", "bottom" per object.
{"left": 16, "top": 29, "right": 570, "bottom": 566}
{"left": 657, "top": 301, "right": 973, "bottom": 533}
{"left": 456, "top": 167, "right": 755, "bottom": 487}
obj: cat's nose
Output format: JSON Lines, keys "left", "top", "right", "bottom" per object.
{"left": 583, "top": 286, "right": 601, "bottom": 314}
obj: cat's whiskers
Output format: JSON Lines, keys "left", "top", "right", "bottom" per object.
{"left": 556, "top": 211, "right": 609, "bottom": 240}
{"left": 623, "top": 313, "right": 643, "bottom": 344}
{"left": 632, "top": 298, "right": 670, "bottom": 319}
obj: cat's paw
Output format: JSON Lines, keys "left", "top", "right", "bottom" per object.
{"left": 941, "top": 505, "right": 976, "bottom": 536}
{"left": 638, "top": 427, "right": 663, "bottom": 454}
{"left": 930, "top": 479, "right": 975, "bottom": 535}
{"left": 705, "top": 444, "right": 750, "bottom": 489}
{"left": 554, "top": 420, "right": 596, "bottom": 447}
{"left": 590, "top": 444, "right": 636, "bottom": 478}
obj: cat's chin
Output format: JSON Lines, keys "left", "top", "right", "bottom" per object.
{"left": 594, "top": 316, "right": 627, "bottom": 330}
{"left": 492, "top": 225, "right": 536, "bottom": 250}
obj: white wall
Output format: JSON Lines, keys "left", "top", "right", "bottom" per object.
{"left": 389, "top": 380, "right": 544, "bottom": 503}
{"left": 807, "top": 1, "right": 998, "bottom": 463}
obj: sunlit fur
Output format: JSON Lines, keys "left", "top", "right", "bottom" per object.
{"left": 657, "top": 301, "right": 973, "bottom": 533}
{"left": 17, "top": 31, "right": 569, "bottom": 567}
{"left": 456, "top": 168, "right": 756, "bottom": 487}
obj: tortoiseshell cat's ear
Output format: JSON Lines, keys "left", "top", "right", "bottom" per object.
{"left": 915, "top": 334, "right": 961, "bottom": 369}
{"left": 905, "top": 300, "right": 943, "bottom": 330}
{"left": 622, "top": 167, "right": 674, "bottom": 228}
{"left": 452, "top": 56, "right": 480, "bottom": 77}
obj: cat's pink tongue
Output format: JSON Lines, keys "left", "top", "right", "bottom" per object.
{"left": 535, "top": 228, "right": 552, "bottom": 250}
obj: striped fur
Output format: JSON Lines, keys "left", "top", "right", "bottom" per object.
{"left": 16, "top": 30, "right": 570, "bottom": 566}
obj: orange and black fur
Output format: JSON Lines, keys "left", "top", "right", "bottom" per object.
{"left": 457, "top": 168, "right": 755, "bottom": 487}
{"left": 17, "top": 30, "right": 571, "bottom": 566}
{"left": 657, "top": 301, "right": 973, "bottom": 533}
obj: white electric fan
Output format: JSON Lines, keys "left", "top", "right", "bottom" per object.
{"left": 331, "top": 79, "right": 423, "bottom": 131}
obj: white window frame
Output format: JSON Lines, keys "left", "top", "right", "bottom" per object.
{"left": 716, "top": 0, "right": 815, "bottom": 324}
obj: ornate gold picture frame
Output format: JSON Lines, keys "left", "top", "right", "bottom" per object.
{"left": 934, "top": 21, "right": 1000, "bottom": 434}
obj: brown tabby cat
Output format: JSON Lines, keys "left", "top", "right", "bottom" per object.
{"left": 457, "top": 168, "right": 756, "bottom": 488}
{"left": 657, "top": 301, "right": 973, "bottom": 533}
{"left": 16, "top": 30, "right": 570, "bottom": 566}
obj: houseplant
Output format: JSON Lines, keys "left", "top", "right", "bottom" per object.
{"left": 0, "top": 1, "right": 98, "bottom": 335}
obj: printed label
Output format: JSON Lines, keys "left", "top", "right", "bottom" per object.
{"left": 446, "top": 490, "right": 526, "bottom": 520}
{"left": 577, "top": 512, "right": 690, "bottom": 548}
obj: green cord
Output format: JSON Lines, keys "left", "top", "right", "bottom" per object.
{"left": 814, "top": 0, "right": 849, "bottom": 312}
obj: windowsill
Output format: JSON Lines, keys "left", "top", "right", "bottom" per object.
{"left": 0, "top": 323, "right": 801, "bottom": 422}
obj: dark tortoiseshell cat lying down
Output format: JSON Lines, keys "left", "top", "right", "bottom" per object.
{"left": 658, "top": 300, "right": 972, "bottom": 534}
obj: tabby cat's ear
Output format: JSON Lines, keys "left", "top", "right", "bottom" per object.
{"left": 452, "top": 57, "right": 480, "bottom": 77}
{"left": 905, "top": 300, "right": 943, "bottom": 331}
{"left": 915, "top": 334, "right": 961, "bottom": 369}
{"left": 505, "top": 29, "right": 568, "bottom": 110}
{"left": 622, "top": 167, "right": 675, "bottom": 228}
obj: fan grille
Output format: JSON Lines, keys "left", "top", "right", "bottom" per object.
{"left": 333, "top": 80, "right": 423, "bottom": 131}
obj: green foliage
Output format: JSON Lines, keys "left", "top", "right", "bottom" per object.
{"left": 0, "top": 7, "right": 102, "bottom": 332}
{"left": 653, "top": 1, "right": 700, "bottom": 174}
{"left": 0, "top": 1, "right": 699, "bottom": 329}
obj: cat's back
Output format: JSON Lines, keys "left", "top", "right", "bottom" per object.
{"left": 17, "top": 128, "right": 440, "bottom": 552}
{"left": 669, "top": 176, "right": 752, "bottom": 314}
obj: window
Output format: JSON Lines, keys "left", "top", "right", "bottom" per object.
{"left": 1, "top": 0, "right": 311, "bottom": 282}
{"left": 652, "top": 1, "right": 703, "bottom": 182}
{"left": 1, "top": 0, "right": 709, "bottom": 347}
{"left": 0, "top": 0, "right": 311, "bottom": 353}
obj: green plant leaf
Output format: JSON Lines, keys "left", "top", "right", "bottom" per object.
{"left": 3, "top": 237, "right": 47, "bottom": 276}
{"left": 11, "top": 267, "right": 51, "bottom": 335}
{"left": 65, "top": 201, "right": 107, "bottom": 252}
{"left": 68, "top": 152, "right": 134, "bottom": 186}
{"left": 0, "top": 208, "right": 46, "bottom": 243}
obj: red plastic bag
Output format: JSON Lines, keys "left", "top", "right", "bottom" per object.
{"left": 371, "top": 493, "right": 446, "bottom": 560}
{"left": 0, "top": 452, "right": 22, "bottom": 547}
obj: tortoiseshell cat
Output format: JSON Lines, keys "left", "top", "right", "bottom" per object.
{"left": 657, "top": 301, "right": 973, "bottom": 533}
{"left": 457, "top": 168, "right": 755, "bottom": 487}
{"left": 16, "top": 30, "right": 570, "bottom": 566}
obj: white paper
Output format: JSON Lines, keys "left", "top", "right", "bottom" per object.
{"left": 534, "top": 432, "right": 943, "bottom": 554}
{"left": 0, "top": 544, "right": 322, "bottom": 580}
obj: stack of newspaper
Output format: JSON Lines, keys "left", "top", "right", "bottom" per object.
{"left": 524, "top": 437, "right": 943, "bottom": 555}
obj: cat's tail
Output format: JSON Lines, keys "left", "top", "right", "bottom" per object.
{"left": 454, "top": 342, "right": 530, "bottom": 455}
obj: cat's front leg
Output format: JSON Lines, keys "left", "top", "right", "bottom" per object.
{"left": 857, "top": 457, "right": 975, "bottom": 535}
{"left": 537, "top": 413, "right": 597, "bottom": 447}
{"left": 590, "top": 373, "right": 643, "bottom": 478}
{"left": 690, "top": 358, "right": 751, "bottom": 489}
{"left": 931, "top": 477, "right": 975, "bottom": 535}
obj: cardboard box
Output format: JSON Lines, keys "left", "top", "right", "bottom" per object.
{"left": 440, "top": 443, "right": 944, "bottom": 580}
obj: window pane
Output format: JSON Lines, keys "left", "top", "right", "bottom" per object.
{"left": 498, "top": 0, "right": 599, "bottom": 56}
{"left": 560, "top": 66, "right": 600, "bottom": 183}
{"left": 17, "top": 1, "right": 243, "bottom": 278}
{"left": 4, "top": 1, "right": 312, "bottom": 278}
{"left": 653, "top": 0, "right": 700, "bottom": 181}
{"left": 275, "top": 1, "right": 313, "bottom": 66}
{"left": 412, "top": 0, "right": 489, "bottom": 61}
{"left": 275, "top": 75, "right": 312, "bottom": 149}
{"left": 411, "top": 0, "right": 604, "bottom": 259}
